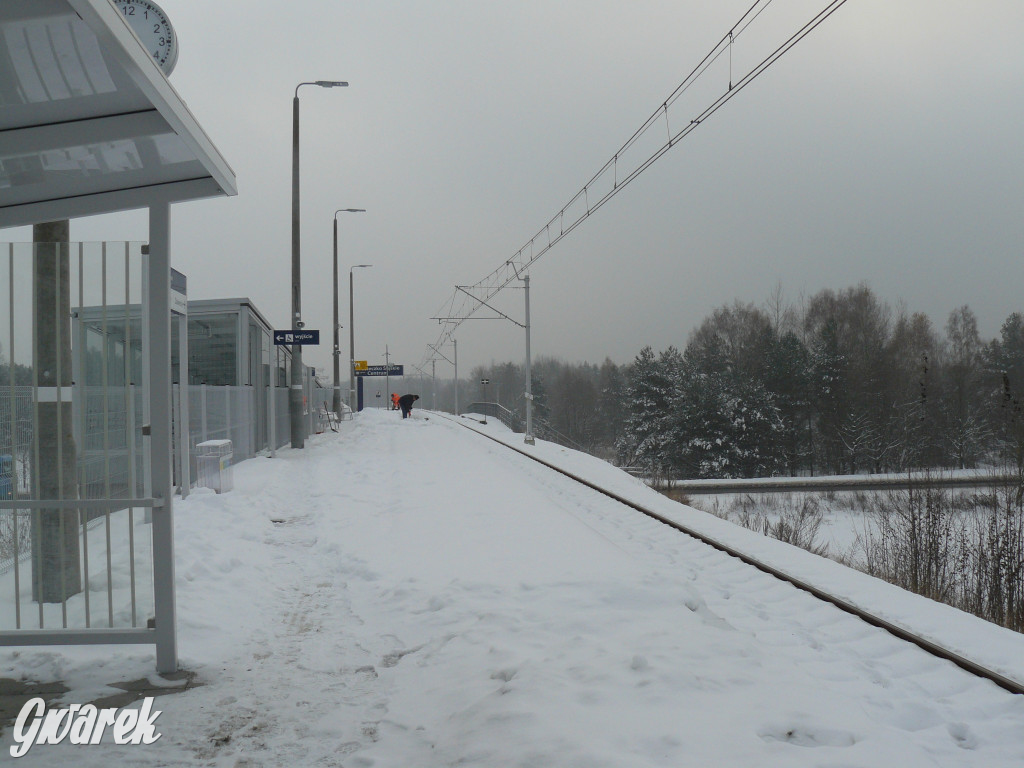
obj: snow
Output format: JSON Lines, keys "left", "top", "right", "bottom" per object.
{"left": 3, "top": 408, "right": 1024, "bottom": 766}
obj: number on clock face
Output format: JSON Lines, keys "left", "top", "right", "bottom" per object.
{"left": 114, "top": 0, "right": 178, "bottom": 76}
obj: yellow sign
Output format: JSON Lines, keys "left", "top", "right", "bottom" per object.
{"left": 353, "top": 361, "right": 368, "bottom": 372}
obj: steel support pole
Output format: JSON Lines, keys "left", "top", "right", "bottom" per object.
{"left": 269, "top": 350, "right": 277, "bottom": 458}
{"left": 332, "top": 217, "right": 341, "bottom": 414}
{"left": 148, "top": 203, "right": 178, "bottom": 674}
{"left": 349, "top": 268, "right": 356, "bottom": 412}
{"left": 453, "top": 339, "right": 459, "bottom": 415}
{"left": 524, "top": 274, "right": 535, "bottom": 445}
{"left": 289, "top": 92, "right": 305, "bottom": 448}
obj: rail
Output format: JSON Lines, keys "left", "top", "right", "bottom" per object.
{"left": 672, "top": 473, "right": 1019, "bottom": 495}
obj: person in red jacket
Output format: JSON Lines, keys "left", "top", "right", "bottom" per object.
{"left": 391, "top": 392, "right": 400, "bottom": 411}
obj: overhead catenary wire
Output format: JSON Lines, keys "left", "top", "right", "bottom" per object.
{"left": 422, "top": 0, "right": 852, "bottom": 370}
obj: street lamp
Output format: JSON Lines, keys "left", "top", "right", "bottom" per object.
{"left": 349, "top": 263, "right": 373, "bottom": 412}
{"left": 290, "top": 79, "right": 348, "bottom": 450}
{"left": 334, "top": 209, "right": 365, "bottom": 414}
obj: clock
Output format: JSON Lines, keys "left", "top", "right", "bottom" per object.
{"left": 113, "top": 0, "right": 179, "bottom": 76}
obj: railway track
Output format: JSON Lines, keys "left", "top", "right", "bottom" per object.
{"left": 440, "top": 411, "right": 1024, "bottom": 697}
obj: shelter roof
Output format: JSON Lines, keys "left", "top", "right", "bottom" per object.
{"left": 0, "top": 0, "right": 236, "bottom": 228}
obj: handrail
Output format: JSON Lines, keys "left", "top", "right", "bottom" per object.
{"left": 464, "top": 402, "right": 522, "bottom": 432}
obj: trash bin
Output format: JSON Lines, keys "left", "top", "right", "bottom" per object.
{"left": 0, "top": 455, "right": 12, "bottom": 500}
{"left": 195, "top": 440, "right": 233, "bottom": 493}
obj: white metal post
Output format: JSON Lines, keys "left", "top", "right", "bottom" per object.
{"left": 524, "top": 274, "right": 535, "bottom": 445}
{"left": 147, "top": 203, "right": 178, "bottom": 674}
{"left": 141, "top": 256, "right": 152, "bottom": 506}
{"left": 178, "top": 311, "right": 190, "bottom": 496}
{"left": 349, "top": 268, "right": 356, "bottom": 412}
{"left": 269, "top": 347, "right": 277, "bottom": 458}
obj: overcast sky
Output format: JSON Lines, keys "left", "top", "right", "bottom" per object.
{"left": 9, "top": 0, "right": 1024, "bottom": 379}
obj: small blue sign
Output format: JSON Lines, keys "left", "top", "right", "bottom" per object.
{"left": 273, "top": 330, "right": 320, "bottom": 346}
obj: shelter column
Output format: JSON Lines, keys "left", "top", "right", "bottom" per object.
{"left": 148, "top": 203, "right": 178, "bottom": 674}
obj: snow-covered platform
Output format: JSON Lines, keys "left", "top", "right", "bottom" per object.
{"left": 2, "top": 408, "right": 1023, "bottom": 766}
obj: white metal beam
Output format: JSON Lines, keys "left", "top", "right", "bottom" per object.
{"left": 0, "top": 110, "right": 171, "bottom": 156}
{"left": 0, "top": 177, "right": 226, "bottom": 229}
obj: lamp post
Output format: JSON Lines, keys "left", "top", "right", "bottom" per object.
{"left": 291, "top": 79, "right": 348, "bottom": 449}
{"left": 334, "top": 209, "right": 365, "bottom": 414}
{"left": 349, "top": 263, "right": 373, "bottom": 412}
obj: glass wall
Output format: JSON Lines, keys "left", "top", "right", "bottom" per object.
{"left": 187, "top": 313, "right": 238, "bottom": 385}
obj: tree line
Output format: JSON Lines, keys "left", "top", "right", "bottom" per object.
{"left": 471, "top": 284, "right": 1024, "bottom": 480}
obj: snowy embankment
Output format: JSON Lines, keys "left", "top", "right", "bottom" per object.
{"left": 469, "top": 419, "right": 1024, "bottom": 688}
{"left": 2, "top": 409, "right": 1023, "bottom": 766}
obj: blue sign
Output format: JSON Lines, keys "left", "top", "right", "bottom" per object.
{"left": 273, "top": 330, "right": 320, "bottom": 346}
{"left": 358, "top": 364, "right": 404, "bottom": 377}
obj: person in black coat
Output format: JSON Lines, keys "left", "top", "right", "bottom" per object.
{"left": 398, "top": 394, "right": 419, "bottom": 419}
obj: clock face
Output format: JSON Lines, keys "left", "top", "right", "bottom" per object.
{"left": 113, "top": 0, "right": 178, "bottom": 76}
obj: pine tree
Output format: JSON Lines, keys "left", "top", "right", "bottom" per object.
{"left": 618, "top": 346, "right": 680, "bottom": 482}
{"left": 809, "top": 316, "right": 849, "bottom": 474}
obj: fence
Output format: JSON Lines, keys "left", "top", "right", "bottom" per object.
{"left": 0, "top": 240, "right": 331, "bottom": 644}
{"left": 0, "top": 240, "right": 161, "bottom": 642}
{"left": 0, "top": 380, "right": 330, "bottom": 632}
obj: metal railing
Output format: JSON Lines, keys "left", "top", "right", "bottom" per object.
{"left": 462, "top": 400, "right": 590, "bottom": 452}
{"left": 0, "top": 241, "right": 162, "bottom": 652}
{"left": 464, "top": 402, "right": 523, "bottom": 432}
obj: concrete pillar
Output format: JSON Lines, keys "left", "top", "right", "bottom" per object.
{"left": 31, "top": 220, "right": 82, "bottom": 603}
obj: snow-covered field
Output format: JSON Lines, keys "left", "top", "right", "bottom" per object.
{"left": 686, "top": 484, "right": 1016, "bottom": 568}
{"left": 687, "top": 490, "right": 871, "bottom": 557}
{"left": 2, "top": 408, "right": 1023, "bottom": 766}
